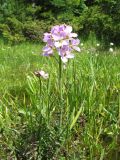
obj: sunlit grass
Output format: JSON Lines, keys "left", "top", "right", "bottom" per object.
{"left": 0, "top": 40, "right": 120, "bottom": 159}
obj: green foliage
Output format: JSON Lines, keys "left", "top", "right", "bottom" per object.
{"left": 0, "top": 17, "right": 54, "bottom": 43}
{"left": 0, "top": 17, "right": 25, "bottom": 44}
{"left": 0, "top": 41, "right": 120, "bottom": 159}
{"left": 6, "top": 17, "right": 23, "bottom": 33}
{"left": 23, "top": 20, "right": 51, "bottom": 41}
{"left": 0, "top": 0, "right": 119, "bottom": 44}
{"left": 2, "top": 31, "right": 25, "bottom": 44}
{"left": 78, "top": 0, "right": 120, "bottom": 44}
{"left": 0, "top": 0, "right": 16, "bottom": 20}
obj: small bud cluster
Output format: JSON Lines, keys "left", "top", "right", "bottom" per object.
{"left": 34, "top": 70, "right": 49, "bottom": 79}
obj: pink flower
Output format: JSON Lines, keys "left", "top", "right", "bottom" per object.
{"left": 42, "top": 24, "right": 80, "bottom": 63}
{"left": 34, "top": 70, "right": 49, "bottom": 79}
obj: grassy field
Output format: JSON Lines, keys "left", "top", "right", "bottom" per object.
{"left": 0, "top": 40, "right": 120, "bottom": 159}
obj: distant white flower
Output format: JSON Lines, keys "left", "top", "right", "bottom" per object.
{"left": 109, "top": 48, "right": 114, "bottom": 52}
{"left": 81, "top": 43, "right": 84, "bottom": 46}
{"left": 87, "top": 51, "right": 90, "bottom": 54}
{"left": 110, "top": 42, "right": 114, "bottom": 46}
{"left": 96, "top": 43, "right": 100, "bottom": 47}
{"left": 2, "top": 48, "right": 5, "bottom": 51}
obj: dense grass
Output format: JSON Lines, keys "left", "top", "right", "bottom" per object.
{"left": 0, "top": 40, "right": 120, "bottom": 159}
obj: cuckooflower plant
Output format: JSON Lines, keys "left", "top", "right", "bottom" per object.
{"left": 42, "top": 24, "right": 80, "bottom": 63}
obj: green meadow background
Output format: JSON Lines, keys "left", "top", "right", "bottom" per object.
{"left": 0, "top": 0, "right": 120, "bottom": 159}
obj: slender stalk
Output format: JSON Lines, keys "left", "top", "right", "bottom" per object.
{"left": 58, "top": 56, "right": 63, "bottom": 128}
{"left": 59, "top": 56, "right": 62, "bottom": 90}
{"left": 39, "top": 77, "right": 42, "bottom": 97}
{"left": 36, "top": 77, "right": 42, "bottom": 160}
{"left": 47, "top": 77, "right": 50, "bottom": 124}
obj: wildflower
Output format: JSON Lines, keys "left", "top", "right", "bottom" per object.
{"left": 109, "top": 48, "right": 114, "bottom": 52}
{"left": 42, "top": 24, "right": 80, "bottom": 63}
{"left": 32, "top": 51, "right": 35, "bottom": 54}
{"left": 95, "top": 54, "right": 98, "bottom": 57}
{"left": 110, "top": 42, "right": 114, "bottom": 46}
{"left": 96, "top": 43, "right": 100, "bottom": 47}
{"left": 34, "top": 70, "right": 49, "bottom": 79}
{"left": 80, "top": 43, "right": 83, "bottom": 46}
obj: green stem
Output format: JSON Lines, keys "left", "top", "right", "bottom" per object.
{"left": 59, "top": 56, "right": 62, "bottom": 90}
{"left": 47, "top": 77, "right": 50, "bottom": 124}
{"left": 36, "top": 77, "right": 42, "bottom": 159}
{"left": 39, "top": 77, "right": 42, "bottom": 98}
{"left": 59, "top": 56, "right": 63, "bottom": 128}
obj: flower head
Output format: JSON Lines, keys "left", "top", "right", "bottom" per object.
{"left": 96, "top": 43, "right": 100, "bottom": 47}
{"left": 34, "top": 70, "right": 49, "bottom": 79}
{"left": 42, "top": 24, "right": 80, "bottom": 63}
{"left": 109, "top": 48, "right": 114, "bottom": 52}
{"left": 110, "top": 42, "right": 114, "bottom": 46}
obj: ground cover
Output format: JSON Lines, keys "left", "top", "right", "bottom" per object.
{"left": 0, "top": 40, "right": 120, "bottom": 159}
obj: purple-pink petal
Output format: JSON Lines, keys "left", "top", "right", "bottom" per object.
{"left": 71, "top": 39, "right": 80, "bottom": 45}
{"left": 43, "top": 33, "right": 52, "bottom": 42}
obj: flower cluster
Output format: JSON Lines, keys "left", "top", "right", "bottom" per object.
{"left": 42, "top": 24, "right": 80, "bottom": 63}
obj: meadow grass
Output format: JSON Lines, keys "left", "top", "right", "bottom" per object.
{"left": 0, "top": 40, "right": 120, "bottom": 159}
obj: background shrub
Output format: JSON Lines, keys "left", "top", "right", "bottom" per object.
{"left": 79, "top": 0, "right": 120, "bottom": 44}
{"left": 0, "top": 0, "right": 119, "bottom": 44}
{"left": 23, "top": 20, "right": 52, "bottom": 42}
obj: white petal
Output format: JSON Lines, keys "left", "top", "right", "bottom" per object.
{"left": 40, "top": 71, "right": 45, "bottom": 76}
{"left": 61, "top": 40, "right": 69, "bottom": 46}
{"left": 61, "top": 57, "right": 68, "bottom": 63}
{"left": 52, "top": 34, "right": 61, "bottom": 41}
{"left": 65, "top": 26, "right": 72, "bottom": 33}
{"left": 66, "top": 54, "right": 74, "bottom": 59}
{"left": 43, "top": 73, "right": 49, "bottom": 79}
{"left": 69, "top": 33, "right": 78, "bottom": 38}
{"left": 54, "top": 41, "right": 61, "bottom": 48}
{"left": 72, "top": 46, "right": 81, "bottom": 52}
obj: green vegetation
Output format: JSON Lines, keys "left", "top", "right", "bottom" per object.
{"left": 0, "top": 0, "right": 120, "bottom": 159}
{"left": 0, "top": 40, "right": 120, "bottom": 159}
{"left": 0, "top": 0, "right": 120, "bottom": 44}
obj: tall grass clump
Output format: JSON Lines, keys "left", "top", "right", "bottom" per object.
{"left": 0, "top": 28, "right": 120, "bottom": 160}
